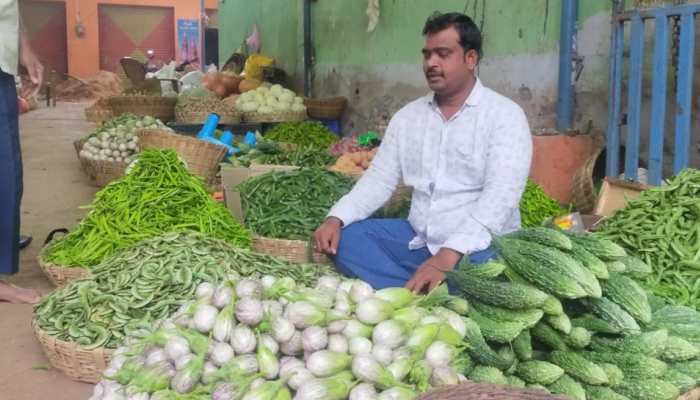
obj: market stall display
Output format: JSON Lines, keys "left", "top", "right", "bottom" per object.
{"left": 87, "top": 276, "right": 471, "bottom": 399}
{"left": 75, "top": 114, "right": 172, "bottom": 187}
{"left": 520, "top": 180, "right": 568, "bottom": 228}
{"left": 174, "top": 87, "right": 241, "bottom": 124}
{"left": 238, "top": 168, "right": 354, "bottom": 241}
{"left": 238, "top": 168, "right": 355, "bottom": 264}
{"left": 231, "top": 136, "right": 337, "bottom": 169}
{"left": 236, "top": 84, "right": 308, "bottom": 122}
{"left": 264, "top": 121, "right": 337, "bottom": 149}
{"left": 329, "top": 148, "right": 378, "bottom": 176}
{"left": 108, "top": 93, "right": 178, "bottom": 123}
{"left": 596, "top": 169, "right": 700, "bottom": 309}
{"left": 442, "top": 226, "right": 700, "bottom": 400}
{"left": 202, "top": 71, "right": 244, "bottom": 99}
{"left": 33, "top": 232, "right": 333, "bottom": 383}
{"left": 138, "top": 129, "right": 229, "bottom": 185}
{"left": 40, "top": 149, "right": 250, "bottom": 285}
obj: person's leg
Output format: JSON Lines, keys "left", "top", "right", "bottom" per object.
{"left": 0, "top": 72, "right": 38, "bottom": 304}
{"left": 331, "top": 219, "right": 432, "bottom": 289}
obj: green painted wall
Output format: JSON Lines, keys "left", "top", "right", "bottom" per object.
{"left": 220, "top": 0, "right": 612, "bottom": 69}
{"left": 218, "top": 0, "right": 300, "bottom": 75}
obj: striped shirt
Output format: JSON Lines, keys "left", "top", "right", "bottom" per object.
{"left": 329, "top": 78, "right": 532, "bottom": 255}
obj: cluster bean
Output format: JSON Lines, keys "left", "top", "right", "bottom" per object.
{"left": 238, "top": 168, "right": 355, "bottom": 240}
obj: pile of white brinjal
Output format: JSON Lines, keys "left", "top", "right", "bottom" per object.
{"left": 90, "top": 275, "right": 471, "bottom": 400}
{"left": 80, "top": 114, "right": 172, "bottom": 163}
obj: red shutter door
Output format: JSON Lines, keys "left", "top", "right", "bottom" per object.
{"left": 19, "top": 1, "right": 68, "bottom": 77}
{"left": 98, "top": 5, "right": 175, "bottom": 74}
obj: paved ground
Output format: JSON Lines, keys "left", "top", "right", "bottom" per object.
{"left": 1, "top": 102, "right": 98, "bottom": 400}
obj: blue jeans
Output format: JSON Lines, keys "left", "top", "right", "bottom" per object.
{"left": 331, "top": 219, "right": 496, "bottom": 289}
{"left": 0, "top": 72, "right": 21, "bottom": 275}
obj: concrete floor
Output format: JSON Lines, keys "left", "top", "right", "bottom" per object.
{"left": 1, "top": 102, "right": 98, "bottom": 400}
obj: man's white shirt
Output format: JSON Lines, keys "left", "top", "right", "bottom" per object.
{"left": 329, "top": 78, "right": 533, "bottom": 255}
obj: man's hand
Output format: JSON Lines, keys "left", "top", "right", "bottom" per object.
{"left": 313, "top": 217, "right": 343, "bottom": 255}
{"left": 405, "top": 248, "right": 461, "bottom": 293}
{"left": 19, "top": 31, "right": 43, "bottom": 98}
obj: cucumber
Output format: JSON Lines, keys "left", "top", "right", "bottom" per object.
{"left": 603, "top": 273, "right": 652, "bottom": 324}
{"left": 549, "top": 351, "right": 609, "bottom": 385}
{"left": 564, "top": 327, "right": 593, "bottom": 350}
{"left": 547, "top": 374, "right": 586, "bottom": 400}
{"left": 567, "top": 244, "right": 609, "bottom": 280}
{"left": 446, "top": 269, "right": 548, "bottom": 310}
{"left": 616, "top": 379, "right": 679, "bottom": 400}
{"left": 515, "top": 360, "right": 564, "bottom": 385}
{"left": 546, "top": 313, "right": 572, "bottom": 335}
{"left": 585, "top": 297, "right": 641, "bottom": 335}
{"left": 462, "top": 317, "right": 514, "bottom": 371}
{"left": 506, "top": 227, "right": 573, "bottom": 250}
{"left": 513, "top": 330, "right": 533, "bottom": 361}
{"left": 471, "top": 300, "right": 544, "bottom": 329}
{"left": 496, "top": 238, "right": 589, "bottom": 299}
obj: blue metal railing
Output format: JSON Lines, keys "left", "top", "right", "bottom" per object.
{"left": 606, "top": 3, "right": 700, "bottom": 185}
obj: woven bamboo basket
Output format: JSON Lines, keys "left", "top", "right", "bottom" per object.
{"left": 252, "top": 236, "right": 331, "bottom": 265}
{"left": 32, "top": 319, "right": 113, "bottom": 384}
{"left": 74, "top": 137, "right": 129, "bottom": 187}
{"left": 108, "top": 95, "right": 177, "bottom": 122}
{"left": 174, "top": 108, "right": 242, "bottom": 125}
{"left": 418, "top": 382, "right": 569, "bottom": 400}
{"left": 571, "top": 147, "right": 604, "bottom": 214}
{"left": 138, "top": 129, "right": 228, "bottom": 184}
{"left": 242, "top": 109, "right": 307, "bottom": 123}
{"left": 37, "top": 243, "right": 89, "bottom": 287}
{"left": 304, "top": 96, "right": 348, "bottom": 120}
{"left": 84, "top": 107, "right": 113, "bottom": 126}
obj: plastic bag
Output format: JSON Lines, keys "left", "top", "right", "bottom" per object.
{"left": 242, "top": 54, "right": 274, "bottom": 81}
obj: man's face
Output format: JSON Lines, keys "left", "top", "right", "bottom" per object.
{"left": 422, "top": 27, "right": 478, "bottom": 96}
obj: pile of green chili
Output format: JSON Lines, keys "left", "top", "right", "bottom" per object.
{"left": 43, "top": 149, "right": 250, "bottom": 268}
{"left": 34, "top": 232, "right": 334, "bottom": 349}
{"left": 596, "top": 168, "right": 700, "bottom": 308}
{"left": 238, "top": 168, "right": 355, "bottom": 240}
{"left": 519, "top": 180, "right": 567, "bottom": 228}
{"left": 264, "top": 121, "right": 338, "bottom": 149}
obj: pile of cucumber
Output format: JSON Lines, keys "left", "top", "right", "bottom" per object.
{"left": 447, "top": 227, "right": 700, "bottom": 400}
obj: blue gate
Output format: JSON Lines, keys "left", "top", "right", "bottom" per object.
{"left": 606, "top": 2, "right": 699, "bottom": 185}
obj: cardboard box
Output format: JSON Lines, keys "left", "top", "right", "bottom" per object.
{"left": 593, "top": 177, "right": 651, "bottom": 217}
{"left": 220, "top": 163, "right": 300, "bottom": 221}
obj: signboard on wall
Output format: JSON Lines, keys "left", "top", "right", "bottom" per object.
{"left": 177, "top": 19, "right": 200, "bottom": 69}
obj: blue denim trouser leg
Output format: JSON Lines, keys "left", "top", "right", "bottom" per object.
{"left": 331, "top": 219, "right": 496, "bottom": 289}
{"left": 0, "top": 72, "right": 21, "bottom": 275}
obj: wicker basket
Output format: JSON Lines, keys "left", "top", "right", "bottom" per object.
{"left": 242, "top": 109, "right": 307, "bottom": 123}
{"left": 571, "top": 147, "right": 604, "bottom": 214}
{"left": 108, "top": 95, "right": 177, "bottom": 122}
{"left": 175, "top": 108, "right": 241, "bottom": 125}
{"left": 32, "top": 319, "right": 113, "bottom": 384}
{"left": 304, "top": 96, "right": 348, "bottom": 120}
{"left": 37, "top": 244, "right": 89, "bottom": 287}
{"left": 418, "top": 382, "right": 568, "bottom": 400}
{"left": 252, "top": 236, "right": 331, "bottom": 265}
{"left": 138, "top": 129, "right": 228, "bottom": 184}
{"left": 74, "top": 138, "right": 129, "bottom": 187}
{"left": 84, "top": 107, "right": 113, "bottom": 126}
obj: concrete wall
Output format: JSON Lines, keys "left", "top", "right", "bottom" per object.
{"left": 26, "top": 0, "right": 217, "bottom": 78}
{"left": 219, "top": 0, "right": 614, "bottom": 136}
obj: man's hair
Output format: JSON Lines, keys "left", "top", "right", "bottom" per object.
{"left": 422, "top": 12, "right": 482, "bottom": 58}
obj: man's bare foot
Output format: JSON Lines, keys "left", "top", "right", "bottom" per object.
{"left": 0, "top": 281, "right": 41, "bottom": 304}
